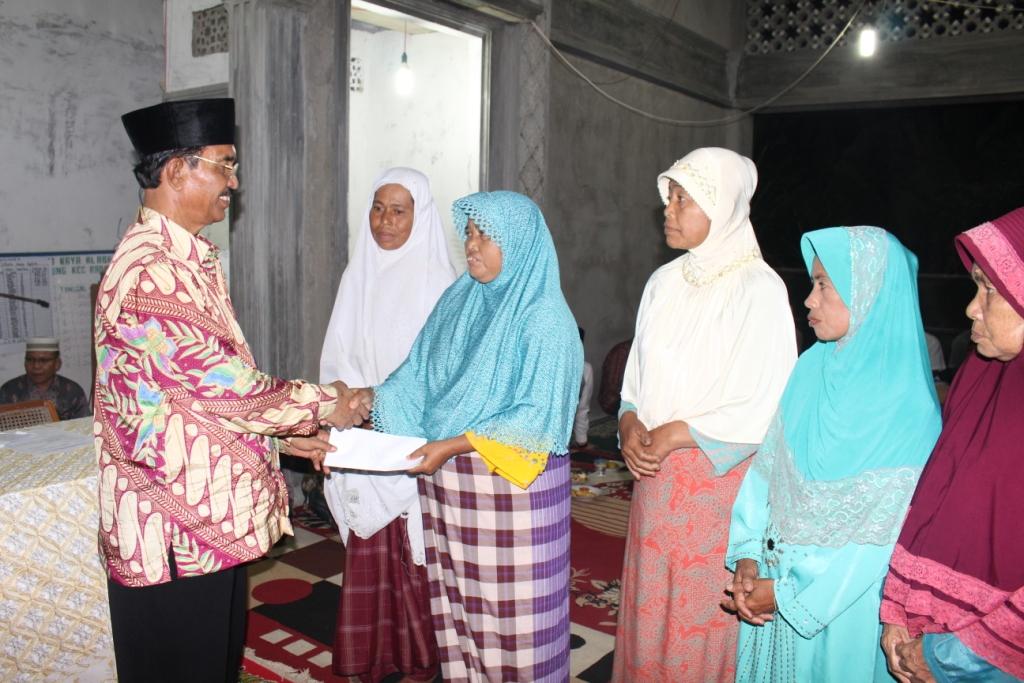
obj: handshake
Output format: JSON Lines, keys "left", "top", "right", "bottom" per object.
{"left": 280, "top": 382, "right": 374, "bottom": 472}
{"left": 322, "top": 382, "right": 374, "bottom": 430}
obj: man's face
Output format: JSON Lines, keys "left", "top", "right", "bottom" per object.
{"left": 177, "top": 144, "right": 238, "bottom": 233}
{"left": 25, "top": 351, "right": 60, "bottom": 387}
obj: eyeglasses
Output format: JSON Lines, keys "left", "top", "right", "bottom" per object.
{"left": 188, "top": 155, "right": 239, "bottom": 179}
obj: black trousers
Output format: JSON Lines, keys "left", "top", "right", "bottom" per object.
{"left": 107, "top": 554, "right": 248, "bottom": 683}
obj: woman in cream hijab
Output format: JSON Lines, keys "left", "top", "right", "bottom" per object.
{"left": 320, "top": 167, "right": 456, "bottom": 682}
{"left": 613, "top": 148, "right": 797, "bottom": 682}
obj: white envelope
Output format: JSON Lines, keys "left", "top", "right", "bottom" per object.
{"left": 324, "top": 428, "right": 426, "bottom": 471}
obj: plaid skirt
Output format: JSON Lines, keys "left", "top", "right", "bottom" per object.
{"left": 332, "top": 516, "right": 439, "bottom": 682}
{"left": 419, "top": 452, "right": 571, "bottom": 683}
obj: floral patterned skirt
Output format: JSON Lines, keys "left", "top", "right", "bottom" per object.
{"left": 612, "top": 449, "right": 748, "bottom": 682}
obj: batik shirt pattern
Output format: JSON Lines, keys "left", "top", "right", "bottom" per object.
{"left": 94, "top": 207, "right": 337, "bottom": 587}
{"left": 0, "top": 374, "right": 89, "bottom": 420}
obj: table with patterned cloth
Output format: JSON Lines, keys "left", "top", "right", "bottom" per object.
{"left": 0, "top": 417, "right": 115, "bottom": 682}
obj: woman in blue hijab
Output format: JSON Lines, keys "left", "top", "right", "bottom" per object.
{"left": 723, "top": 227, "right": 942, "bottom": 681}
{"left": 356, "top": 191, "right": 583, "bottom": 682}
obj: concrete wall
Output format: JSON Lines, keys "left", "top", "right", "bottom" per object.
{"left": 165, "top": 0, "right": 229, "bottom": 92}
{"left": 0, "top": 0, "right": 164, "bottom": 253}
{"left": 633, "top": 0, "right": 746, "bottom": 51}
{"left": 163, "top": 0, "right": 231, "bottom": 259}
{"left": 348, "top": 27, "right": 482, "bottom": 270}
{"left": 738, "top": 31, "right": 1024, "bottom": 109}
{"left": 546, "top": 53, "right": 750, "bottom": 415}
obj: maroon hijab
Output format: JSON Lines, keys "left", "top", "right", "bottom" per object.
{"left": 881, "top": 207, "right": 1024, "bottom": 677}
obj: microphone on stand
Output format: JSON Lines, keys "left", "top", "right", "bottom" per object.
{"left": 0, "top": 292, "right": 50, "bottom": 308}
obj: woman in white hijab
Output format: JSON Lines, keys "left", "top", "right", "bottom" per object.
{"left": 612, "top": 148, "right": 797, "bottom": 682}
{"left": 321, "top": 167, "right": 456, "bottom": 682}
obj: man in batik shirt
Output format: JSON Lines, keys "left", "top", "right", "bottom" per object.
{"left": 0, "top": 337, "right": 88, "bottom": 420}
{"left": 96, "top": 98, "right": 367, "bottom": 682}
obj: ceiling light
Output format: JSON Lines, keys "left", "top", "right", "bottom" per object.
{"left": 394, "top": 22, "right": 415, "bottom": 96}
{"left": 858, "top": 27, "right": 877, "bottom": 57}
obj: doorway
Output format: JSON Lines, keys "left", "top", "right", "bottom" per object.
{"left": 348, "top": 1, "right": 485, "bottom": 269}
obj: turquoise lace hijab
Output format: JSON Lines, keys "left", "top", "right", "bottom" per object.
{"left": 372, "top": 191, "right": 583, "bottom": 455}
{"left": 749, "top": 227, "right": 941, "bottom": 547}
{"left": 783, "top": 226, "right": 941, "bottom": 480}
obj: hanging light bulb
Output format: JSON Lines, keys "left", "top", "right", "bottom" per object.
{"left": 395, "top": 52, "right": 415, "bottom": 96}
{"left": 394, "top": 22, "right": 415, "bottom": 96}
{"left": 858, "top": 26, "right": 877, "bottom": 57}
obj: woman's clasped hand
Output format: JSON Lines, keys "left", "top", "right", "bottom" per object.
{"left": 619, "top": 413, "right": 691, "bottom": 478}
{"left": 722, "top": 558, "right": 776, "bottom": 626}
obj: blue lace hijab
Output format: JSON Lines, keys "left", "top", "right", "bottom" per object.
{"left": 749, "top": 227, "right": 942, "bottom": 548}
{"left": 783, "top": 227, "right": 941, "bottom": 480}
{"left": 372, "top": 191, "right": 583, "bottom": 456}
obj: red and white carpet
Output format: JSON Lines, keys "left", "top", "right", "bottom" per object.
{"left": 243, "top": 421, "right": 628, "bottom": 683}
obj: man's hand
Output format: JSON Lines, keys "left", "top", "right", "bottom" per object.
{"left": 279, "top": 429, "right": 334, "bottom": 473}
{"left": 349, "top": 387, "right": 374, "bottom": 412}
{"left": 620, "top": 411, "right": 657, "bottom": 478}
{"left": 321, "top": 382, "right": 371, "bottom": 429}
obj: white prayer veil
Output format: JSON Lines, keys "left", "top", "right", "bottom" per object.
{"left": 320, "top": 167, "right": 456, "bottom": 563}
{"left": 320, "top": 167, "right": 456, "bottom": 386}
{"left": 622, "top": 147, "right": 796, "bottom": 445}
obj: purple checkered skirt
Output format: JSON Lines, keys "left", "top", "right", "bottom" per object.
{"left": 419, "top": 452, "right": 571, "bottom": 682}
{"left": 332, "top": 517, "right": 438, "bottom": 681}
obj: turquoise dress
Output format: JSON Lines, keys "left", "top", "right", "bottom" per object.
{"left": 727, "top": 227, "right": 942, "bottom": 682}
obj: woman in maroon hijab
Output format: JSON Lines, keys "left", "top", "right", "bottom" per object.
{"left": 881, "top": 207, "right": 1024, "bottom": 682}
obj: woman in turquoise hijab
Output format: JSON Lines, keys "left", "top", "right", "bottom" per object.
{"left": 723, "top": 227, "right": 942, "bottom": 682}
{"left": 356, "top": 191, "right": 583, "bottom": 682}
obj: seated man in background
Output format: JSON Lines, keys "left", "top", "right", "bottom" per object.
{"left": 0, "top": 337, "right": 88, "bottom": 420}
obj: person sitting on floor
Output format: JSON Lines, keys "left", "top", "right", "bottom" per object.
{"left": 0, "top": 337, "right": 88, "bottom": 420}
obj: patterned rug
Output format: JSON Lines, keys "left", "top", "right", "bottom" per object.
{"left": 568, "top": 422, "right": 630, "bottom": 650}
{"left": 242, "top": 417, "right": 629, "bottom": 683}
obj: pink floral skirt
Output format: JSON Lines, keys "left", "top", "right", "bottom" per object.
{"left": 613, "top": 449, "right": 748, "bottom": 682}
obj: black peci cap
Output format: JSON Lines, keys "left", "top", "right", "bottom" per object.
{"left": 122, "top": 98, "right": 235, "bottom": 155}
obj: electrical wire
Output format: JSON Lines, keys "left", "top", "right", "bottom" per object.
{"left": 590, "top": 0, "right": 682, "bottom": 86}
{"left": 528, "top": 0, "right": 868, "bottom": 128}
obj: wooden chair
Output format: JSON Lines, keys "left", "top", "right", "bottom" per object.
{"left": 0, "top": 400, "right": 59, "bottom": 431}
